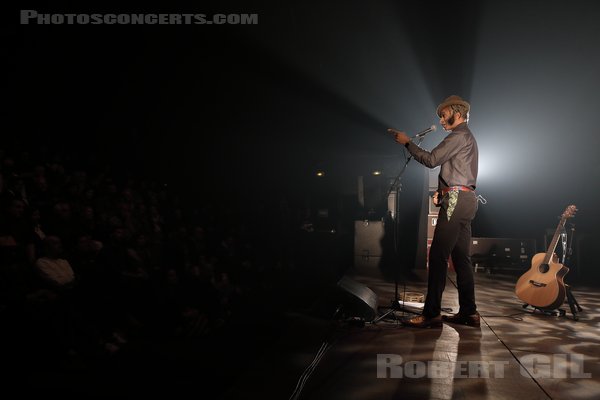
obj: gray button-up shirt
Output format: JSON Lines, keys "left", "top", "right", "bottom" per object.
{"left": 405, "top": 122, "right": 478, "bottom": 190}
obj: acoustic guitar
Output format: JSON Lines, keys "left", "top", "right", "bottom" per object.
{"left": 515, "top": 205, "right": 577, "bottom": 309}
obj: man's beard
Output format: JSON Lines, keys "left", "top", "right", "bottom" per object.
{"left": 441, "top": 115, "right": 454, "bottom": 131}
{"left": 447, "top": 114, "right": 455, "bottom": 126}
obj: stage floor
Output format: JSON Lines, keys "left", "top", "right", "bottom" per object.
{"left": 225, "top": 268, "right": 600, "bottom": 400}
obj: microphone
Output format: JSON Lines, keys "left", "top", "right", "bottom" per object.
{"left": 387, "top": 125, "right": 437, "bottom": 139}
{"left": 413, "top": 125, "right": 437, "bottom": 138}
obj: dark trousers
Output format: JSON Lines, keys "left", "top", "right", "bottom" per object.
{"left": 423, "top": 191, "right": 478, "bottom": 318}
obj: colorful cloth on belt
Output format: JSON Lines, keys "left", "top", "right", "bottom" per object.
{"left": 447, "top": 190, "right": 459, "bottom": 221}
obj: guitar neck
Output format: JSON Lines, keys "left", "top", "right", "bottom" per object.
{"left": 544, "top": 217, "right": 567, "bottom": 264}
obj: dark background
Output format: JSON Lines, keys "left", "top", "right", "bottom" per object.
{"left": 8, "top": 0, "right": 600, "bottom": 279}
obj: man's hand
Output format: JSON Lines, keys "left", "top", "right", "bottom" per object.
{"left": 387, "top": 128, "right": 410, "bottom": 145}
{"left": 433, "top": 191, "right": 441, "bottom": 206}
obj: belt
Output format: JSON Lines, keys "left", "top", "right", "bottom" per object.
{"left": 441, "top": 185, "right": 474, "bottom": 195}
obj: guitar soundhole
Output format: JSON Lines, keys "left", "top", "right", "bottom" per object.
{"left": 538, "top": 263, "right": 550, "bottom": 273}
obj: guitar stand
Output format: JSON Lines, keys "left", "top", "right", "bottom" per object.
{"left": 522, "top": 285, "right": 582, "bottom": 321}
{"left": 565, "top": 284, "right": 583, "bottom": 321}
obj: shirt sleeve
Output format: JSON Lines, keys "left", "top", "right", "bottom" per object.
{"left": 405, "top": 133, "right": 464, "bottom": 168}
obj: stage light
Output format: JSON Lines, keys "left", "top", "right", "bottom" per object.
{"left": 372, "top": 170, "right": 382, "bottom": 176}
{"left": 316, "top": 171, "right": 325, "bottom": 177}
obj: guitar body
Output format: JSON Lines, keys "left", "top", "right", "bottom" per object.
{"left": 515, "top": 252, "right": 569, "bottom": 309}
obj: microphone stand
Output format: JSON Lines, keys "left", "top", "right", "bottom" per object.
{"left": 373, "top": 134, "right": 425, "bottom": 323}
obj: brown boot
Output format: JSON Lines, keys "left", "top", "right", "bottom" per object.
{"left": 442, "top": 312, "right": 480, "bottom": 327}
{"left": 401, "top": 315, "right": 442, "bottom": 328}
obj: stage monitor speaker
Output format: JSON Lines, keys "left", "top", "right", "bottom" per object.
{"left": 336, "top": 276, "right": 378, "bottom": 322}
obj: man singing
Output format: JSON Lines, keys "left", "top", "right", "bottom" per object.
{"left": 390, "top": 95, "right": 480, "bottom": 328}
